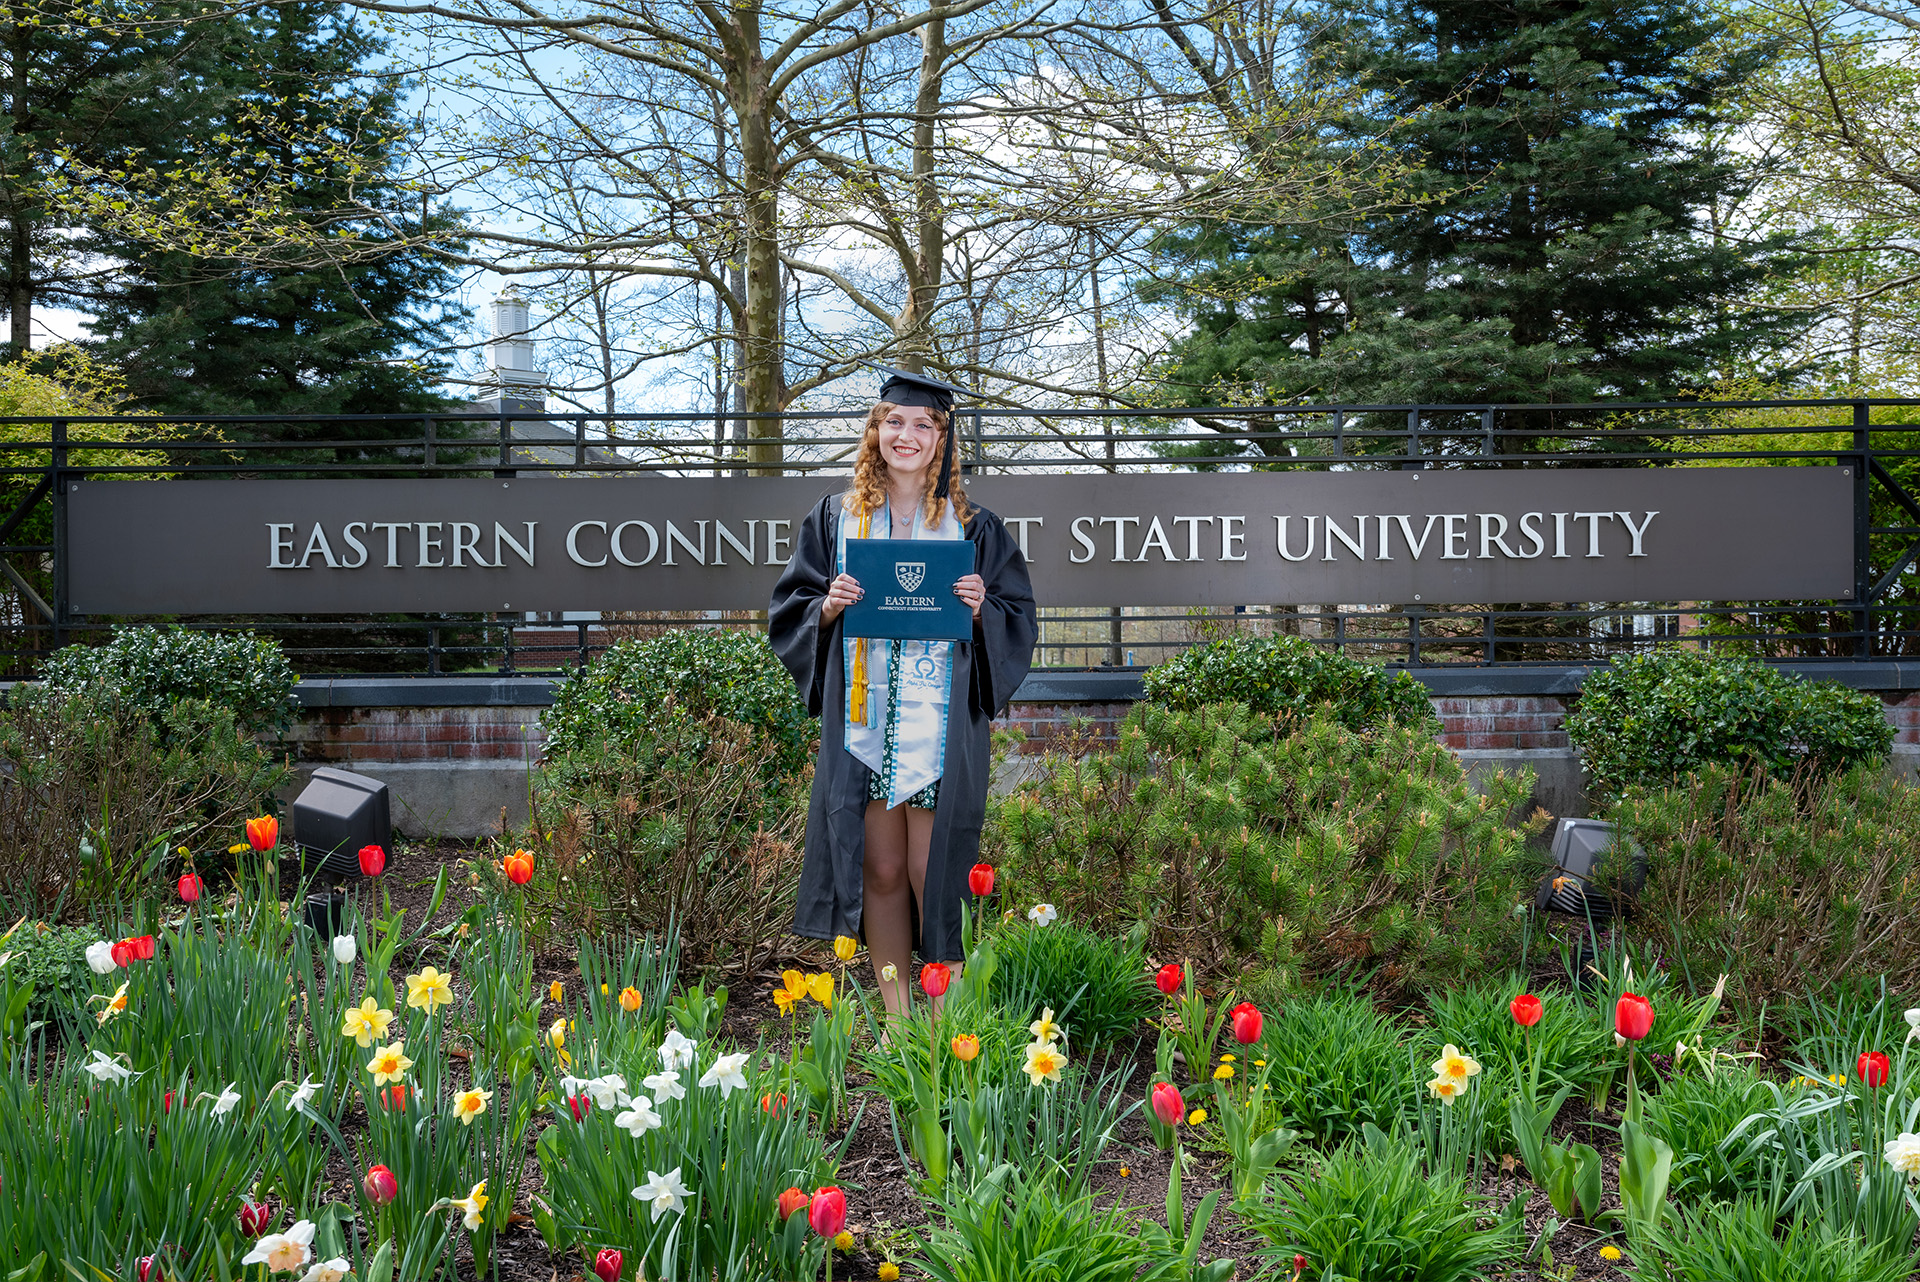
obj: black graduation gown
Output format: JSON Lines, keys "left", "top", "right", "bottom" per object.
{"left": 768, "top": 492, "right": 1037, "bottom": 963}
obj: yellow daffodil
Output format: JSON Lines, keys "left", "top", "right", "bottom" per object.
{"left": 405, "top": 967, "right": 453, "bottom": 1013}
{"left": 367, "top": 1041, "right": 413, "bottom": 1086}
{"left": 619, "top": 986, "right": 643, "bottom": 1012}
{"left": 341, "top": 996, "right": 394, "bottom": 1047}
{"left": 549, "top": 981, "right": 564, "bottom": 1003}
{"left": 833, "top": 935, "right": 858, "bottom": 962}
{"left": 1188, "top": 1108, "right": 1208, "bottom": 1125}
{"left": 451, "top": 1180, "right": 488, "bottom": 1231}
{"left": 1431, "top": 1044, "right": 1481, "bottom": 1081}
{"left": 92, "top": 981, "right": 129, "bottom": 1025}
{"left": 548, "top": 1016, "right": 570, "bottom": 1050}
{"left": 452, "top": 1086, "right": 492, "bottom": 1126}
{"left": 1022, "top": 1039, "right": 1068, "bottom": 1086}
{"left": 1213, "top": 1063, "right": 1234, "bottom": 1081}
{"left": 806, "top": 972, "right": 834, "bottom": 1010}
{"left": 1427, "top": 1075, "right": 1464, "bottom": 1104}
{"left": 1029, "top": 1006, "right": 1061, "bottom": 1045}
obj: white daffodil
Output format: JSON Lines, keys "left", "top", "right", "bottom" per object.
{"left": 1886, "top": 1132, "right": 1920, "bottom": 1176}
{"left": 285, "top": 1077, "right": 322, "bottom": 1112}
{"left": 331, "top": 935, "right": 357, "bottom": 966}
{"left": 643, "top": 1068, "right": 685, "bottom": 1105}
{"left": 450, "top": 1180, "right": 488, "bottom": 1232}
{"left": 699, "top": 1051, "right": 750, "bottom": 1097}
{"left": 880, "top": 963, "right": 898, "bottom": 982}
{"left": 241, "top": 1218, "right": 316, "bottom": 1271}
{"left": 83, "top": 1050, "right": 134, "bottom": 1083}
{"left": 1905, "top": 1008, "right": 1920, "bottom": 1044}
{"left": 1027, "top": 903, "right": 1058, "bottom": 927}
{"left": 85, "top": 940, "right": 118, "bottom": 974}
{"left": 631, "top": 1167, "right": 692, "bottom": 1222}
{"left": 614, "top": 1097, "right": 662, "bottom": 1137}
{"left": 659, "top": 1027, "right": 697, "bottom": 1072}
{"left": 560, "top": 1074, "right": 591, "bottom": 1097}
{"left": 299, "top": 1259, "right": 352, "bottom": 1282}
{"left": 208, "top": 1082, "right": 243, "bottom": 1117}
{"left": 587, "top": 1073, "right": 630, "bottom": 1110}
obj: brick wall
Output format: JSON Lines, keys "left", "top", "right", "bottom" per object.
{"left": 279, "top": 706, "right": 546, "bottom": 766}
{"left": 1891, "top": 692, "right": 1920, "bottom": 746}
{"left": 279, "top": 689, "right": 1917, "bottom": 767}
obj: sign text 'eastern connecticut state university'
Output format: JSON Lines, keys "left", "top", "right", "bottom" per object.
{"left": 70, "top": 468, "right": 1853, "bottom": 614}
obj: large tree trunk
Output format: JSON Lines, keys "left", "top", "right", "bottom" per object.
{"left": 735, "top": 32, "right": 786, "bottom": 472}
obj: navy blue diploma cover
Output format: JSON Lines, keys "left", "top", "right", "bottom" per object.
{"left": 842, "top": 538, "right": 976, "bottom": 640}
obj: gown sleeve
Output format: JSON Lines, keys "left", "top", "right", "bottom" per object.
{"left": 768, "top": 495, "right": 839, "bottom": 717}
{"left": 968, "top": 507, "right": 1038, "bottom": 717}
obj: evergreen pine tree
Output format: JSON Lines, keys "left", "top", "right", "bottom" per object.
{"left": 85, "top": 3, "right": 466, "bottom": 425}
{"left": 1149, "top": 0, "right": 1810, "bottom": 416}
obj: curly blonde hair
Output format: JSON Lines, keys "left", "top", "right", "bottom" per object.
{"left": 843, "top": 401, "right": 973, "bottom": 528}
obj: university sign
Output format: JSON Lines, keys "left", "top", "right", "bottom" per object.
{"left": 69, "top": 467, "right": 1853, "bottom": 613}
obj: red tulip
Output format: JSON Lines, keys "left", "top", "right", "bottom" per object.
{"left": 593, "top": 1248, "right": 623, "bottom": 1282}
{"left": 1230, "top": 1001, "right": 1263, "bottom": 1045}
{"left": 919, "top": 962, "right": 952, "bottom": 999}
{"left": 177, "top": 872, "right": 203, "bottom": 904}
{"left": 567, "top": 1093, "right": 591, "bottom": 1121}
{"left": 777, "top": 1186, "right": 809, "bottom": 1220}
{"left": 131, "top": 935, "right": 155, "bottom": 961}
{"left": 1615, "top": 992, "right": 1654, "bottom": 1042}
{"left": 503, "top": 850, "right": 535, "bottom": 885}
{"left": 1293, "top": 1254, "right": 1308, "bottom": 1278}
{"left": 808, "top": 1185, "right": 847, "bottom": 1238}
{"left": 1858, "top": 1051, "right": 1891, "bottom": 1088}
{"left": 362, "top": 1163, "right": 398, "bottom": 1205}
{"left": 162, "top": 1090, "right": 175, "bottom": 1114}
{"left": 245, "top": 815, "right": 278, "bottom": 852}
{"left": 238, "top": 1199, "right": 273, "bottom": 1237}
{"left": 761, "top": 1091, "right": 789, "bottom": 1117}
{"left": 380, "top": 1083, "right": 409, "bottom": 1111}
{"left": 1150, "top": 1081, "right": 1184, "bottom": 1126}
{"left": 1510, "top": 994, "right": 1543, "bottom": 1027}
{"left": 137, "top": 1256, "right": 155, "bottom": 1282}
{"left": 1155, "top": 963, "right": 1183, "bottom": 995}
{"left": 968, "top": 862, "right": 995, "bottom": 896}
{"left": 110, "top": 939, "right": 134, "bottom": 968}
{"left": 358, "top": 844, "right": 386, "bottom": 877}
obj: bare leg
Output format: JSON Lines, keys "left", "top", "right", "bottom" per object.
{"left": 863, "top": 800, "right": 914, "bottom": 1016}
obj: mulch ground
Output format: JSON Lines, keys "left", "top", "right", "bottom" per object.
{"left": 313, "top": 839, "right": 1654, "bottom": 1280}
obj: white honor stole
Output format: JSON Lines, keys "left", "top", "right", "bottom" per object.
{"left": 839, "top": 496, "right": 959, "bottom": 808}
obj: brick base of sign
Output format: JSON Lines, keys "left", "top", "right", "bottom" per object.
{"left": 272, "top": 682, "right": 1920, "bottom": 837}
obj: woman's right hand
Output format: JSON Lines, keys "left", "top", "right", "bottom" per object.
{"left": 820, "top": 572, "right": 863, "bottom": 624}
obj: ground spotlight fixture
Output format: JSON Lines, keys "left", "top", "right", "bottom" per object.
{"left": 292, "top": 766, "right": 392, "bottom": 881}
{"left": 1535, "top": 817, "right": 1647, "bottom": 925}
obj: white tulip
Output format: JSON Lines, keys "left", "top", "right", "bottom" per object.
{"left": 331, "top": 935, "right": 357, "bottom": 966}
{"left": 85, "top": 941, "right": 118, "bottom": 974}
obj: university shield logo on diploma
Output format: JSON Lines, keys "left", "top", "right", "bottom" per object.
{"left": 895, "top": 561, "right": 926, "bottom": 592}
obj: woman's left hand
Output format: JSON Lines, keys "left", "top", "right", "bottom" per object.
{"left": 953, "top": 573, "right": 986, "bottom": 619}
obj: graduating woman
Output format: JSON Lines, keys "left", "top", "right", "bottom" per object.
{"left": 769, "top": 369, "right": 1037, "bottom": 1015}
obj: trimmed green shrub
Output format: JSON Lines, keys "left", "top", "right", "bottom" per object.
{"left": 1243, "top": 1135, "right": 1525, "bottom": 1282}
{"left": 30, "top": 626, "right": 299, "bottom": 736}
{"left": 1610, "top": 764, "right": 1920, "bottom": 1014}
{"left": 992, "top": 702, "right": 1535, "bottom": 987}
{"left": 990, "top": 916, "right": 1151, "bottom": 1047}
{"left": 1141, "top": 634, "right": 1437, "bottom": 732}
{"left": 1563, "top": 649, "right": 1892, "bottom": 799}
{"left": 544, "top": 630, "right": 813, "bottom": 777}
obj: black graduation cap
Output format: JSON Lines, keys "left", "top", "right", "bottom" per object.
{"left": 869, "top": 363, "right": 972, "bottom": 498}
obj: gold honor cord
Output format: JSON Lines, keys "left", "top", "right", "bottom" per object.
{"left": 847, "top": 506, "right": 873, "bottom": 726}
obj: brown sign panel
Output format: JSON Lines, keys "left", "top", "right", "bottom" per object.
{"left": 68, "top": 467, "right": 1853, "bottom": 614}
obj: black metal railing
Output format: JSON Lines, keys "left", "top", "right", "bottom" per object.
{"left": 0, "top": 398, "right": 1913, "bottom": 677}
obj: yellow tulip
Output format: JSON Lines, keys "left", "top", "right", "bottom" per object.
{"left": 773, "top": 989, "right": 795, "bottom": 1016}
{"left": 807, "top": 972, "right": 834, "bottom": 1010}
{"left": 833, "top": 935, "right": 858, "bottom": 962}
{"left": 548, "top": 1016, "right": 569, "bottom": 1050}
{"left": 619, "top": 986, "right": 643, "bottom": 1012}
{"left": 780, "top": 970, "right": 809, "bottom": 1001}
{"left": 549, "top": 981, "right": 565, "bottom": 1003}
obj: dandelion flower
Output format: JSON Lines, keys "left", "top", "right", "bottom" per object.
{"left": 1599, "top": 1245, "right": 1622, "bottom": 1261}
{"left": 1213, "top": 1064, "right": 1234, "bottom": 1081}
{"left": 1188, "top": 1108, "right": 1207, "bottom": 1125}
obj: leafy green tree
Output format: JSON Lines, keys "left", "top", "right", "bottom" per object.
{"left": 83, "top": 3, "right": 466, "bottom": 425}
{"left": 1148, "top": 0, "right": 1812, "bottom": 417}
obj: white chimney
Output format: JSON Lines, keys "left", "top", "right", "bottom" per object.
{"left": 488, "top": 290, "right": 542, "bottom": 386}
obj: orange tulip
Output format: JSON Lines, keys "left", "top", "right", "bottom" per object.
{"left": 245, "top": 815, "right": 278, "bottom": 852}
{"left": 503, "top": 850, "right": 535, "bottom": 885}
{"left": 950, "top": 1034, "right": 981, "bottom": 1062}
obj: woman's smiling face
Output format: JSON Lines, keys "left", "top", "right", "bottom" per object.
{"left": 878, "top": 405, "right": 941, "bottom": 478}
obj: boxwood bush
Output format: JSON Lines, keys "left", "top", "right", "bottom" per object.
{"left": 1141, "top": 634, "right": 1437, "bottom": 732}
{"left": 31, "top": 626, "right": 298, "bottom": 735}
{"left": 1564, "top": 650, "right": 1893, "bottom": 799}
{"left": 544, "top": 630, "right": 814, "bottom": 777}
